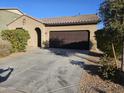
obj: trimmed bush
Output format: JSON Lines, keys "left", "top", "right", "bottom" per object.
{"left": 1, "top": 28, "right": 30, "bottom": 52}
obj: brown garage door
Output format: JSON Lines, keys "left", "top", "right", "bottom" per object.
{"left": 49, "top": 31, "right": 89, "bottom": 50}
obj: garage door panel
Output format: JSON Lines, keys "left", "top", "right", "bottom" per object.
{"left": 61, "top": 41, "right": 89, "bottom": 49}
{"left": 49, "top": 31, "right": 89, "bottom": 50}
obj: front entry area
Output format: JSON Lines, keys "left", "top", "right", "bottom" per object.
{"left": 35, "top": 27, "right": 42, "bottom": 47}
{"left": 49, "top": 31, "right": 90, "bottom": 50}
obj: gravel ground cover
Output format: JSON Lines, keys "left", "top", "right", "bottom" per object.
{"left": 80, "top": 62, "right": 124, "bottom": 93}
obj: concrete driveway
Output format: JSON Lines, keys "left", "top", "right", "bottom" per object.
{"left": 0, "top": 48, "right": 89, "bottom": 93}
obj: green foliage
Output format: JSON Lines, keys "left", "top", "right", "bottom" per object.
{"left": 95, "top": 29, "right": 123, "bottom": 57}
{"left": 99, "top": 0, "right": 124, "bottom": 34}
{"left": 1, "top": 28, "right": 30, "bottom": 52}
{"left": 43, "top": 40, "right": 49, "bottom": 48}
{"left": 99, "top": 55, "right": 118, "bottom": 80}
{"left": 98, "top": 0, "right": 124, "bottom": 57}
{"left": 97, "top": 0, "right": 124, "bottom": 80}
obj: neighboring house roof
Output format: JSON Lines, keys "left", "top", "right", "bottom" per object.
{"left": 7, "top": 15, "right": 43, "bottom": 26}
{"left": 0, "top": 9, "right": 21, "bottom": 30}
{"left": 40, "top": 14, "right": 100, "bottom": 26}
{"left": 0, "top": 8, "right": 24, "bottom": 15}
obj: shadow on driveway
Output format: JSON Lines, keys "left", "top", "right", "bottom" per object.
{"left": 48, "top": 48, "right": 103, "bottom": 57}
{"left": 70, "top": 60, "right": 124, "bottom": 86}
{"left": 70, "top": 60, "right": 84, "bottom": 68}
{"left": 0, "top": 68, "right": 14, "bottom": 83}
{"left": 47, "top": 48, "right": 102, "bottom": 65}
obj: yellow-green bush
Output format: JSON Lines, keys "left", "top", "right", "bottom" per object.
{"left": 1, "top": 28, "right": 30, "bottom": 52}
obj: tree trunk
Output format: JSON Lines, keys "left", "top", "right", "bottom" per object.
{"left": 112, "top": 43, "right": 118, "bottom": 68}
{"left": 121, "top": 41, "right": 124, "bottom": 71}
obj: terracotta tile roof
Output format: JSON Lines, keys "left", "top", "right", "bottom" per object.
{"left": 40, "top": 14, "right": 99, "bottom": 25}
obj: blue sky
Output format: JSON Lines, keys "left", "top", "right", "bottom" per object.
{"left": 0, "top": 0, "right": 104, "bottom": 29}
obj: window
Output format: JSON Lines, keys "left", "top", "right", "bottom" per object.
{"left": 16, "top": 28, "right": 23, "bottom": 29}
{"left": 22, "top": 19, "right": 26, "bottom": 25}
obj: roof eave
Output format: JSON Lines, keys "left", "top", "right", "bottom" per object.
{"left": 44, "top": 21, "right": 99, "bottom": 26}
{"left": 0, "top": 8, "right": 24, "bottom": 15}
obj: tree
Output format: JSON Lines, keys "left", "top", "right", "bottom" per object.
{"left": 100, "top": 0, "right": 124, "bottom": 32}
{"left": 99, "top": 0, "right": 124, "bottom": 59}
{"left": 96, "top": 0, "right": 124, "bottom": 79}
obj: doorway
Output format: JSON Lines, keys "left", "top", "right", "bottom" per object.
{"left": 35, "top": 27, "right": 41, "bottom": 47}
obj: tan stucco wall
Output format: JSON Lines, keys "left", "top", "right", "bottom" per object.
{"left": 44, "top": 24, "right": 98, "bottom": 51}
{"left": 7, "top": 16, "right": 45, "bottom": 47}
{"left": 7, "top": 16, "right": 98, "bottom": 51}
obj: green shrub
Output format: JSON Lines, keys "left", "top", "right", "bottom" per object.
{"left": 43, "top": 40, "right": 49, "bottom": 48}
{"left": 95, "top": 29, "right": 123, "bottom": 57}
{"left": 1, "top": 28, "right": 30, "bottom": 52}
{"left": 99, "top": 55, "right": 119, "bottom": 80}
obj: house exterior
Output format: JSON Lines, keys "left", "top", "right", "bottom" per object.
{"left": 0, "top": 8, "right": 99, "bottom": 51}
{"left": 0, "top": 8, "right": 23, "bottom": 31}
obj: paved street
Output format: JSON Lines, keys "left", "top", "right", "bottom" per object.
{"left": 0, "top": 48, "right": 88, "bottom": 93}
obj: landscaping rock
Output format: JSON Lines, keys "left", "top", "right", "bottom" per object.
{"left": 80, "top": 64, "right": 124, "bottom": 93}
